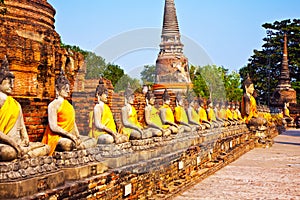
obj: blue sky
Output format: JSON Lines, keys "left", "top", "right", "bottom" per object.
{"left": 48, "top": 0, "right": 300, "bottom": 77}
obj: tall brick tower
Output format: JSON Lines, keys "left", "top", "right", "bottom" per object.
{"left": 271, "top": 34, "right": 297, "bottom": 106}
{"left": 153, "top": 0, "right": 192, "bottom": 92}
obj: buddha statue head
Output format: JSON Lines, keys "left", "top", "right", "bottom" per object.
{"left": 145, "top": 89, "right": 155, "bottom": 106}
{"left": 243, "top": 75, "right": 254, "bottom": 96}
{"left": 162, "top": 89, "right": 170, "bottom": 105}
{"left": 124, "top": 83, "right": 134, "bottom": 105}
{"left": 95, "top": 77, "right": 108, "bottom": 103}
{"left": 55, "top": 69, "right": 70, "bottom": 98}
{"left": 176, "top": 93, "right": 184, "bottom": 107}
{"left": 0, "top": 56, "right": 15, "bottom": 94}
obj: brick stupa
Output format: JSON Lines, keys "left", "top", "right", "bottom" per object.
{"left": 271, "top": 34, "right": 297, "bottom": 106}
{"left": 153, "top": 0, "right": 192, "bottom": 92}
{"left": 0, "top": 0, "right": 85, "bottom": 139}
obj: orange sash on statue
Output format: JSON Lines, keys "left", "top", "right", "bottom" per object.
{"left": 0, "top": 96, "right": 20, "bottom": 134}
{"left": 42, "top": 100, "right": 75, "bottom": 155}
{"left": 174, "top": 106, "right": 188, "bottom": 124}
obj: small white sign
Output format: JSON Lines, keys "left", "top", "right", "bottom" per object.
{"left": 124, "top": 183, "right": 132, "bottom": 196}
{"left": 178, "top": 161, "right": 184, "bottom": 170}
{"left": 230, "top": 141, "right": 233, "bottom": 148}
{"left": 196, "top": 156, "right": 201, "bottom": 165}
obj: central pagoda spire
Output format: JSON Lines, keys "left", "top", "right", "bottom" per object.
{"left": 153, "top": 0, "right": 192, "bottom": 92}
{"left": 159, "top": 0, "right": 183, "bottom": 56}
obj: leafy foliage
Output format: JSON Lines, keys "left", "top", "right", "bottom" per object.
{"left": 60, "top": 43, "right": 140, "bottom": 89}
{"left": 140, "top": 65, "right": 156, "bottom": 84}
{"left": 190, "top": 65, "right": 242, "bottom": 101}
{"left": 240, "top": 19, "right": 300, "bottom": 104}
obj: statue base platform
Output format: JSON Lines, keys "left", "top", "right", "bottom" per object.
{"left": 0, "top": 170, "right": 64, "bottom": 199}
{"left": 62, "top": 162, "right": 108, "bottom": 181}
{"left": 153, "top": 82, "right": 193, "bottom": 93}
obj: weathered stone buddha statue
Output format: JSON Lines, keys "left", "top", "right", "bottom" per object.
{"left": 206, "top": 99, "right": 221, "bottom": 128}
{"left": 241, "top": 76, "right": 267, "bottom": 130}
{"left": 90, "top": 78, "right": 129, "bottom": 144}
{"left": 174, "top": 93, "right": 192, "bottom": 132}
{"left": 198, "top": 98, "right": 211, "bottom": 129}
{"left": 42, "top": 70, "right": 96, "bottom": 155}
{"left": 213, "top": 100, "right": 226, "bottom": 126}
{"left": 159, "top": 89, "right": 179, "bottom": 134}
{"left": 144, "top": 89, "right": 171, "bottom": 136}
{"left": 0, "top": 56, "right": 50, "bottom": 161}
{"left": 186, "top": 94, "right": 203, "bottom": 131}
{"left": 121, "top": 84, "right": 161, "bottom": 140}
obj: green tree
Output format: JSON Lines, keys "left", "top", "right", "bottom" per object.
{"left": 114, "top": 74, "right": 141, "bottom": 92}
{"left": 240, "top": 19, "right": 300, "bottom": 104}
{"left": 140, "top": 65, "right": 156, "bottom": 84}
{"left": 84, "top": 51, "right": 106, "bottom": 79}
{"left": 102, "top": 63, "right": 125, "bottom": 86}
{"left": 191, "top": 65, "right": 242, "bottom": 101}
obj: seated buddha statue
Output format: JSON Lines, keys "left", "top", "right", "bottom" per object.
{"left": 241, "top": 76, "right": 267, "bottom": 130}
{"left": 90, "top": 78, "right": 128, "bottom": 144}
{"left": 174, "top": 93, "right": 192, "bottom": 132}
{"left": 144, "top": 89, "right": 171, "bottom": 136}
{"left": 121, "top": 84, "right": 161, "bottom": 140}
{"left": 206, "top": 99, "right": 221, "bottom": 128}
{"left": 159, "top": 89, "right": 179, "bottom": 134}
{"left": 42, "top": 70, "right": 96, "bottom": 155}
{"left": 198, "top": 98, "right": 211, "bottom": 129}
{"left": 0, "top": 56, "right": 50, "bottom": 161}
{"left": 186, "top": 94, "right": 203, "bottom": 131}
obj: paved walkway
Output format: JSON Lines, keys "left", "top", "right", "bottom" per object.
{"left": 173, "top": 129, "right": 300, "bottom": 200}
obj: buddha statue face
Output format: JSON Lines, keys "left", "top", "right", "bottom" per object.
{"left": 58, "top": 84, "right": 70, "bottom": 98}
{"left": 99, "top": 92, "right": 108, "bottom": 103}
{"left": 245, "top": 83, "right": 254, "bottom": 95}
{"left": 0, "top": 77, "right": 14, "bottom": 94}
{"left": 127, "top": 94, "right": 134, "bottom": 105}
{"left": 149, "top": 96, "right": 155, "bottom": 105}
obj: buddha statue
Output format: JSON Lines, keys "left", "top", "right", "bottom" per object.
{"left": 283, "top": 101, "right": 294, "bottom": 125}
{"left": 241, "top": 76, "right": 267, "bottom": 129}
{"left": 206, "top": 99, "right": 221, "bottom": 128}
{"left": 186, "top": 94, "right": 204, "bottom": 131}
{"left": 213, "top": 100, "right": 225, "bottom": 126}
{"left": 174, "top": 93, "right": 192, "bottom": 132}
{"left": 121, "top": 84, "right": 161, "bottom": 140}
{"left": 198, "top": 98, "right": 211, "bottom": 129}
{"left": 144, "top": 89, "right": 171, "bottom": 136}
{"left": 42, "top": 70, "right": 96, "bottom": 155}
{"left": 159, "top": 89, "right": 179, "bottom": 134}
{"left": 90, "top": 78, "right": 129, "bottom": 144}
{"left": 0, "top": 56, "right": 50, "bottom": 161}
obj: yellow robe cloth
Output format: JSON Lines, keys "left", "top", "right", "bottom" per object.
{"left": 219, "top": 108, "right": 227, "bottom": 120}
{"left": 174, "top": 106, "right": 188, "bottom": 124}
{"left": 42, "top": 100, "right": 75, "bottom": 156}
{"left": 0, "top": 96, "right": 20, "bottom": 134}
{"left": 243, "top": 95, "right": 258, "bottom": 123}
{"left": 122, "top": 105, "right": 143, "bottom": 137}
{"left": 226, "top": 109, "right": 233, "bottom": 120}
{"left": 233, "top": 110, "right": 238, "bottom": 120}
{"left": 160, "top": 104, "right": 175, "bottom": 123}
{"left": 89, "top": 104, "right": 117, "bottom": 138}
{"left": 191, "top": 108, "right": 200, "bottom": 123}
{"left": 207, "top": 108, "right": 216, "bottom": 122}
{"left": 150, "top": 106, "right": 168, "bottom": 129}
{"left": 198, "top": 107, "right": 208, "bottom": 122}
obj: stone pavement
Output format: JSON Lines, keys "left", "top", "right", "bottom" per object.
{"left": 173, "top": 129, "right": 300, "bottom": 200}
